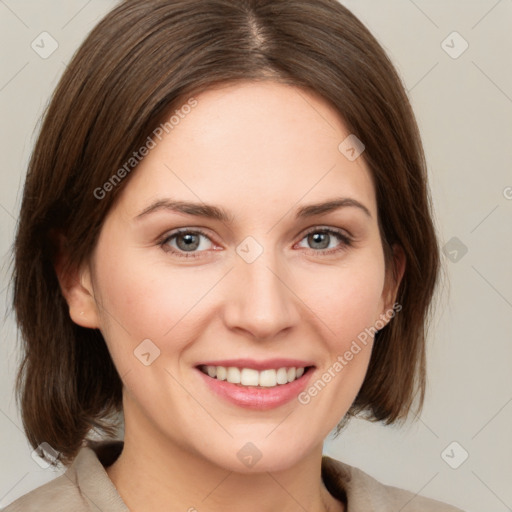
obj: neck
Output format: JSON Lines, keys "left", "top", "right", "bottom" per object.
{"left": 106, "top": 409, "right": 343, "bottom": 512}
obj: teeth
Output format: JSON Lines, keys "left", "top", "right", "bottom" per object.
{"left": 276, "top": 367, "right": 288, "bottom": 385}
{"left": 241, "top": 368, "right": 259, "bottom": 386}
{"left": 201, "top": 365, "right": 308, "bottom": 387}
{"left": 226, "top": 367, "right": 240, "bottom": 384}
{"left": 259, "top": 369, "right": 276, "bottom": 387}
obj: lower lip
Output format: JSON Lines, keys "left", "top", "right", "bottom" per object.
{"left": 196, "top": 367, "right": 315, "bottom": 410}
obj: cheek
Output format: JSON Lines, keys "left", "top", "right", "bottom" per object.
{"left": 294, "top": 262, "right": 385, "bottom": 418}
{"left": 91, "top": 244, "right": 180, "bottom": 353}
{"left": 302, "top": 254, "right": 386, "bottom": 347}
{"left": 92, "top": 242, "right": 222, "bottom": 370}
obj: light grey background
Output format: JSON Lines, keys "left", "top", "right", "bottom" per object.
{"left": 1, "top": 1, "right": 511, "bottom": 511}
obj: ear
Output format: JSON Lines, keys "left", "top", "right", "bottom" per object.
{"left": 379, "top": 242, "right": 406, "bottom": 323}
{"left": 51, "top": 231, "right": 100, "bottom": 329}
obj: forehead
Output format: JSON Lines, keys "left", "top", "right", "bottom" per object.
{"left": 115, "top": 81, "right": 377, "bottom": 221}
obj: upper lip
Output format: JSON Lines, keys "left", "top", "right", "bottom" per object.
{"left": 196, "top": 358, "right": 315, "bottom": 371}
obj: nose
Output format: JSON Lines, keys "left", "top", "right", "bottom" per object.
{"left": 222, "top": 249, "right": 301, "bottom": 340}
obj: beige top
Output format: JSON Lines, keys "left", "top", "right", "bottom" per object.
{"left": 3, "top": 441, "right": 464, "bottom": 511}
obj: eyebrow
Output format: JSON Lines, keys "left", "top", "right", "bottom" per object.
{"left": 135, "top": 197, "right": 372, "bottom": 223}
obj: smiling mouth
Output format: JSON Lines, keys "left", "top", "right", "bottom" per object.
{"left": 197, "top": 364, "right": 314, "bottom": 388}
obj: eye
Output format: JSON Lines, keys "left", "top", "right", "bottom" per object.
{"left": 296, "top": 227, "right": 353, "bottom": 256}
{"left": 159, "top": 229, "right": 214, "bottom": 259}
{"left": 159, "top": 226, "right": 353, "bottom": 259}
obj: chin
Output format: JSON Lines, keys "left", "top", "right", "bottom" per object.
{"left": 193, "top": 432, "right": 319, "bottom": 474}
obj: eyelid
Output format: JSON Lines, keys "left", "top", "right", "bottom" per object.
{"left": 158, "top": 227, "right": 216, "bottom": 256}
{"left": 294, "top": 226, "right": 353, "bottom": 254}
{"left": 300, "top": 224, "right": 353, "bottom": 239}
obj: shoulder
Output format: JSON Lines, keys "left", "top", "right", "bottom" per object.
{"left": 1, "top": 473, "right": 84, "bottom": 512}
{"left": 322, "top": 455, "right": 465, "bottom": 512}
{"left": 2, "top": 441, "right": 127, "bottom": 512}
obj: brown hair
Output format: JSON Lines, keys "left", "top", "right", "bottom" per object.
{"left": 12, "top": 0, "right": 440, "bottom": 465}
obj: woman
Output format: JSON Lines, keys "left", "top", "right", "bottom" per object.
{"left": 6, "top": 0, "right": 463, "bottom": 510}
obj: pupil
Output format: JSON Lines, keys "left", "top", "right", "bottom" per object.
{"left": 310, "top": 232, "right": 328, "bottom": 249}
{"left": 178, "top": 233, "right": 199, "bottom": 251}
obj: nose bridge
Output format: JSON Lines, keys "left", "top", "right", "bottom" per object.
{"left": 224, "top": 239, "right": 299, "bottom": 337}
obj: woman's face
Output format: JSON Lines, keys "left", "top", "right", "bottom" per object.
{"left": 78, "top": 81, "right": 402, "bottom": 472}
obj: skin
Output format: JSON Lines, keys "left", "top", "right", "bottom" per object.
{"left": 58, "top": 81, "right": 405, "bottom": 512}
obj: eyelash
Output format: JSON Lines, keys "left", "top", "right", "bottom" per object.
{"left": 158, "top": 227, "right": 353, "bottom": 259}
